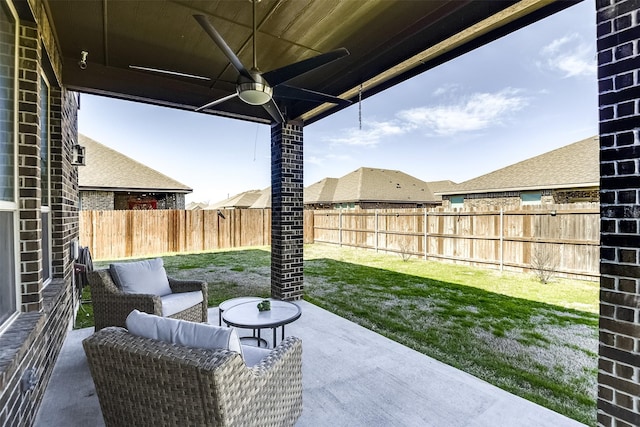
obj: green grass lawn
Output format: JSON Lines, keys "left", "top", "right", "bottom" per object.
{"left": 78, "top": 244, "right": 598, "bottom": 425}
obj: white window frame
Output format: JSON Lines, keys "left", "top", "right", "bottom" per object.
{"left": 521, "top": 191, "right": 542, "bottom": 206}
{"left": 0, "top": 0, "right": 20, "bottom": 333}
{"left": 40, "top": 71, "right": 52, "bottom": 286}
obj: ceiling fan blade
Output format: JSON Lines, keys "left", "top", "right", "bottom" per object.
{"left": 262, "top": 99, "right": 284, "bottom": 124}
{"left": 193, "top": 14, "right": 254, "bottom": 81}
{"left": 195, "top": 93, "right": 239, "bottom": 112}
{"left": 275, "top": 84, "right": 351, "bottom": 106}
{"left": 129, "top": 65, "right": 211, "bottom": 81}
{"left": 262, "top": 48, "right": 350, "bottom": 86}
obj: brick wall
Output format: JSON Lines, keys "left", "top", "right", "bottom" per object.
{"left": 17, "top": 21, "right": 41, "bottom": 313}
{"left": 80, "top": 191, "right": 113, "bottom": 210}
{"left": 597, "top": 0, "right": 640, "bottom": 426}
{"left": 0, "top": 2, "right": 78, "bottom": 424}
{"left": 80, "top": 191, "right": 185, "bottom": 210}
{"left": 441, "top": 188, "right": 598, "bottom": 210}
{"left": 270, "top": 121, "right": 304, "bottom": 301}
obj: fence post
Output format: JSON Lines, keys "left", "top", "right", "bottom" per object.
{"left": 375, "top": 210, "right": 379, "bottom": 252}
{"left": 424, "top": 208, "right": 428, "bottom": 261}
{"left": 339, "top": 209, "right": 343, "bottom": 247}
{"left": 499, "top": 208, "right": 504, "bottom": 272}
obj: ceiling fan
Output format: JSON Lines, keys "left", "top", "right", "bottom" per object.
{"left": 190, "top": 0, "right": 351, "bottom": 123}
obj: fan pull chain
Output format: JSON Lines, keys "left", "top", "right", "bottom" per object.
{"left": 358, "top": 83, "right": 363, "bottom": 130}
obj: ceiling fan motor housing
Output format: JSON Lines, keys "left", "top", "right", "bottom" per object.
{"left": 237, "top": 71, "right": 273, "bottom": 105}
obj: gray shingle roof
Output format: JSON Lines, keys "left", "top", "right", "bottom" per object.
{"left": 439, "top": 136, "right": 599, "bottom": 195}
{"left": 78, "top": 134, "right": 192, "bottom": 193}
{"left": 304, "top": 178, "right": 339, "bottom": 204}
{"left": 249, "top": 188, "right": 271, "bottom": 209}
{"left": 208, "top": 189, "right": 264, "bottom": 209}
{"left": 305, "top": 167, "right": 438, "bottom": 204}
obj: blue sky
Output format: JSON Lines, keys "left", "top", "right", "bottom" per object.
{"left": 78, "top": 1, "right": 597, "bottom": 204}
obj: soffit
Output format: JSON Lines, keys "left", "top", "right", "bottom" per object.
{"left": 44, "top": 0, "right": 579, "bottom": 124}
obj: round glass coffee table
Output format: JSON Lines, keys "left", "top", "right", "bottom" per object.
{"left": 217, "top": 297, "right": 264, "bottom": 326}
{"left": 222, "top": 300, "right": 301, "bottom": 348}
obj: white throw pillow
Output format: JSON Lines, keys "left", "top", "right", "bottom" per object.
{"left": 125, "top": 310, "right": 244, "bottom": 360}
{"left": 110, "top": 258, "right": 172, "bottom": 296}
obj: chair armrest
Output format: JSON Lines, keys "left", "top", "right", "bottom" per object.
{"left": 229, "top": 337, "right": 303, "bottom": 425}
{"left": 168, "top": 277, "right": 207, "bottom": 294}
{"left": 250, "top": 336, "right": 303, "bottom": 375}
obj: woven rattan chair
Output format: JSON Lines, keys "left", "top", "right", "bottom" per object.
{"left": 83, "top": 326, "right": 303, "bottom": 426}
{"left": 89, "top": 269, "right": 208, "bottom": 330}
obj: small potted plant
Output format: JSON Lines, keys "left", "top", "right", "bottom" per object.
{"left": 257, "top": 300, "right": 271, "bottom": 311}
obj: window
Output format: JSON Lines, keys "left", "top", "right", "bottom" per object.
{"left": 40, "top": 73, "right": 51, "bottom": 285}
{"left": 450, "top": 196, "right": 464, "bottom": 209}
{"left": 0, "top": 0, "right": 18, "bottom": 328}
{"left": 521, "top": 191, "right": 542, "bottom": 205}
{"left": 0, "top": 1, "right": 15, "bottom": 201}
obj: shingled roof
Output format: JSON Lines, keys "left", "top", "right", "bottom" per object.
{"left": 78, "top": 134, "right": 192, "bottom": 193}
{"left": 249, "top": 188, "right": 272, "bottom": 209}
{"left": 304, "top": 178, "right": 339, "bottom": 204}
{"left": 305, "top": 167, "right": 439, "bottom": 204}
{"left": 439, "top": 136, "right": 599, "bottom": 195}
{"left": 208, "top": 189, "right": 264, "bottom": 209}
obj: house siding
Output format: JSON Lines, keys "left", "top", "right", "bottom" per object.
{"left": 80, "top": 190, "right": 114, "bottom": 210}
{"left": 80, "top": 191, "right": 185, "bottom": 210}
{"left": 597, "top": 0, "right": 640, "bottom": 426}
{"left": 441, "top": 188, "right": 598, "bottom": 210}
{"left": 0, "top": 1, "right": 78, "bottom": 425}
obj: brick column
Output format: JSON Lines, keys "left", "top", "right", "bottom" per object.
{"left": 270, "top": 121, "right": 304, "bottom": 301}
{"left": 18, "top": 21, "right": 42, "bottom": 312}
{"left": 597, "top": 1, "right": 640, "bottom": 426}
{"left": 49, "top": 86, "right": 79, "bottom": 282}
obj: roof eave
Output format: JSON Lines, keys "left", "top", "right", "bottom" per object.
{"left": 80, "top": 186, "right": 193, "bottom": 194}
{"left": 437, "top": 182, "right": 600, "bottom": 196}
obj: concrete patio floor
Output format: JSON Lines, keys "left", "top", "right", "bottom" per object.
{"left": 34, "top": 301, "right": 586, "bottom": 426}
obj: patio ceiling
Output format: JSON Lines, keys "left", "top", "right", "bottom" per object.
{"left": 44, "top": 0, "right": 579, "bottom": 125}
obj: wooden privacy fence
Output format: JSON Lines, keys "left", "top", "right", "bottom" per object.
{"left": 80, "top": 209, "right": 271, "bottom": 260}
{"left": 81, "top": 204, "right": 600, "bottom": 280}
{"left": 311, "top": 204, "right": 600, "bottom": 280}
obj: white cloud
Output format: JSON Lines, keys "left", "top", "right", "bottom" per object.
{"left": 325, "top": 120, "right": 408, "bottom": 146}
{"left": 432, "top": 83, "right": 461, "bottom": 97}
{"left": 306, "top": 155, "right": 326, "bottom": 166}
{"left": 539, "top": 33, "right": 595, "bottom": 78}
{"left": 396, "top": 88, "right": 528, "bottom": 136}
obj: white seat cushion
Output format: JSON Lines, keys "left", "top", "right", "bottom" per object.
{"left": 241, "top": 344, "right": 271, "bottom": 367}
{"left": 109, "top": 258, "right": 172, "bottom": 296}
{"left": 126, "top": 310, "right": 244, "bottom": 359}
{"left": 161, "top": 291, "right": 203, "bottom": 317}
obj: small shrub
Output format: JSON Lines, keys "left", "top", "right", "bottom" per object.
{"left": 531, "top": 244, "right": 558, "bottom": 284}
{"left": 399, "top": 241, "right": 412, "bottom": 262}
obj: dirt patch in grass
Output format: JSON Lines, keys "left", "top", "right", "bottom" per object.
{"left": 170, "top": 266, "right": 271, "bottom": 305}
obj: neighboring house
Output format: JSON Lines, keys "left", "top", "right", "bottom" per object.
{"left": 438, "top": 136, "right": 599, "bottom": 209}
{"left": 208, "top": 188, "right": 265, "bottom": 209}
{"left": 185, "top": 201, "right": 209, "bottom": 211}
{"left": 249, "top": 187, "right": 271, "bottom": 209}
{"left": 78, "top": 134, "right": 192, "bottom": 210}
{"left": 304, "top": 167, "right": 444, "bottom": 209}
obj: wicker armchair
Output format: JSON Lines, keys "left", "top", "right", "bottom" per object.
{"left": 83, "top": 327, "right": 303, "bottom": 426}
{"left": 89, "top": 269, "right": 208, "bottom": 330}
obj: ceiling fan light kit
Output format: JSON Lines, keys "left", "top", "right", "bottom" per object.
{"left": 237, "top": 74, "right": 273, "bottom": 105}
